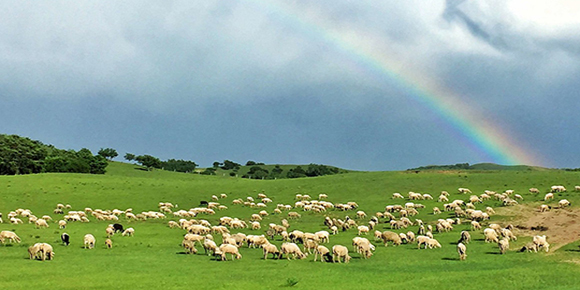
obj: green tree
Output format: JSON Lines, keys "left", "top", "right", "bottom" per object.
{"left": 124, "top": 153, "right": 136, "bottom": 162}
{"left": 221, "top": 160, "right": 241, "bottom": 170}
{"left": 135, "top": 155, "right": 162, "bottom": 170}
{"left": 98, "top": 148, "right": 118, "bottom": 160}
{"left": 162, "top": 159, "right": 198, "bottom": 173}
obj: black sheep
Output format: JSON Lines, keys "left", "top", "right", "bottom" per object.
{"left": 113, "top": 223, "right": 124, "bottom": 233}
{"left": 61, "top": 233, "right": 70, "bottom": 246}
{"left": 199, "top": 200, "right": 209, "bottom": 206}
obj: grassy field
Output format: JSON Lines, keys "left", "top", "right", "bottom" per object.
{"left": 1, "top": 162, "right": 580, "bottom": 289}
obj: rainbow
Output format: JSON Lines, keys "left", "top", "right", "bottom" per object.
{"left": 248, "top": 0, "right": 545, "bottom": 167}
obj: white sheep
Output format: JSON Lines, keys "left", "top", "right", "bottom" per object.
{"left": 314, "top": 245, "right": 330, "bottom": 262}
{"left": 457, "top": 242, "right": 467, "bottom": 260}
{"left": 498, "top": 238, "right": 510, "bottom": 254}
{"left": 84, "top": 234, "right": 96, "bottom": 249}
{"left": 217, "top": 244, "right": 242, "bottom": 261}
{"left": 484, "top": 228, "right": 499, "bottom": 243}
{"left": 332, "top": 245, "right": 351, "bottom": 263}
{"left": 559, "top": 199, "right": 571, "bottom": 208}
{"left": 0, "top": 231, "right": 21, "bottom": 243}
{"left": 105, "top": 238, "right": 113, "bottom": 249}
{"left": 280, "top": 242, "right": 307, "bottom": 260}
{"left": 35, "top": 218, "right": 49, "bottom": 228}
{"left": 262, "top": 243, "right": 279, "bottom": 260}
{"left": 122, "top": 228, "right": 135, "bottom": 236}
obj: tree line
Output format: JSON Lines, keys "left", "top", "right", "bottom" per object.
{"left": 0, "top": 134, "right": 108, "bottom": 175}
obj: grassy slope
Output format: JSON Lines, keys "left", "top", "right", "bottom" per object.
{"left": 0, "top": 162, "right": 580, "bottom": 289}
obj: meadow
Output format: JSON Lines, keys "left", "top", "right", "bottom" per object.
{"left": 1, "top": 162, "right": 580, "bottom": 289}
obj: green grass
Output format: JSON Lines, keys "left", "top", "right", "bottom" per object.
{"left": 1, "top": 162, "right": 580, "bottom": 289}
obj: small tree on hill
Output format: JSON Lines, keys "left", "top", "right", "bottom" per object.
{"left": 98, "top": 148, "right": 118, "bottom": 160}
{"left": 135, "top": 155, "right": 162, "bottom": 171}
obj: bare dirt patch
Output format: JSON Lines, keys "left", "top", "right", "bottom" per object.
{"left": 495, "top": 204, "right": 580, "bottom": 252}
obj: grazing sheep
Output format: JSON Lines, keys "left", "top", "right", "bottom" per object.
{"left": 533, "top": 235, "right": 550, "bottom": 252}
{"left": 106, "top": 226, "right": 115, "bottom": 237}
{"left": 0, "top": 231, "right": 21, "bottom": 244}
{"left": 559, "top": 199, "right": 571, "bottom": 208}
{"left": 520, "top": 242, "right": 538, "bottom": 253}
{"left": 416, "top": 236, "right": 430, "bottom": 249}
{"left": 314, "top": 245, "right": 331, "bottom": 262}
{"left": 84, "top": 234, "right": 96, "bottom": 249}
{"left": 112, "top": 223, "right": 124, "bottom": 233}
{"left": 57, "top": 220, "right": 67, "bottom": 229}
{"left": 262, "top": 243, "right": 279, "bottom": 260}
{"left": 471, "top": 221, "right": 482, "bottom": 231}
{"left": 288, "top": 212, "right": 301, "bottom": 219}
{"left": 544, "top": 193, "right": 554, "bottom": 201}
{"left": 28, "top": 243, "right": 42, "bottom": 260}
{"left": 279, "top": 242, "right": 307, "bottom": 260}
{"left": 501, "top": 228, "right": 517, "bottom": 241}
{"left": 357, "top": 225, "right": 370, "bottom": 236}
{"left": 381, "top": 231, "right": 402, "bottom": 247}
{"left": 458, "top": 231, "right": 471, "bottom": 244}
{"left": 484, "top": 228, "right": 499, "bottom": 243}
{"left": 61, "top": 233, "right": 70, "bottom": 246}
{"left": 203, "top": 238, "right": 219, "bottom": 256}
{"left": 105, "top": 238, "right": 113, "bottom": 249}
{"left": 332, "top": 245, "right": 351, "bottom": 263}
{"left": 457, "top": 242, "right": 467, "bottom": 260}
{"left": 539, "top": 205, "right": 552, "bottom": 212}
{"left": 37, "top": 243, "right": 54, "bottom": 261}
{"left": 315, "top": 231, "right": 330, "bottom": 243}
{"left": 498, "top": 238, "right": 509, "bottom": 254}
{"left": 426, "top": 238, "right": 441, "bottom": 249}
{"left": 35, "top": 218, "right": 49, "bottom": 229}
{"left": 122, "top": 227, "right": 135, "bottom": 237}
{"left": 182, "top": 240, "right": 198, "bottom": 254}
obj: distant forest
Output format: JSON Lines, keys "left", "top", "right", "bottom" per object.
{"left": 0, "top": 134, "right": 107, "bottom": 175}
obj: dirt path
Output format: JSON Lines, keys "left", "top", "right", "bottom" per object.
{"left": 495, "top": 204, "right": 580, "bottom": 252}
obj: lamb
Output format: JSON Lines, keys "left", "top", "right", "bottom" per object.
{"left": 58, "top": 220, "right": 67, "bottom": 229}
{"left": 279, "top": 242, "right": 308, "bottom": 260}
{"left": 314, "top": 245, "right": 331, "bottom": 262}
{"left": 84, "top": 234, "right": 96, "bottom": 249}
{"left": 381, "top": 231, "right": 402, "bottom": 247}
{"left": 61, "top": 233, "right": 70, "bottom": 246}
{"left": 471, "top": 221, "right": 482, "bottom": 231}
{"left": 0, "top": 231, "right": 21, "bottom": 243}
{"left": 262, "top": 243, "right": 280, "bottom": 260}
{"left": 105, "top": 238, "right": 113, "bottom": 249}
{"left": 332, "top": 245, "right": 351, "bottom": 263}
{"left": 498, "top": 238, "right": 510, "bottom": 254}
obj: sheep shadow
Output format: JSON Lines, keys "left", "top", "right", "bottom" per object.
{"left": 564, "top": 249, "right": 580, "bottom": 252}
{"left": 441, "top": 257, "right": 460, "bottom": 261}
{"left": 485, "top": 251, "right": 502, "bottom": 255}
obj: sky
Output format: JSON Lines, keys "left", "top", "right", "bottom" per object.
{"left": 1, "top": 0, "right": 579, "bottom": 171}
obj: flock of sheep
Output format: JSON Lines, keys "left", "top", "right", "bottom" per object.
{"left": 1, "top": 184, "right": 578, "bottom": 263}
